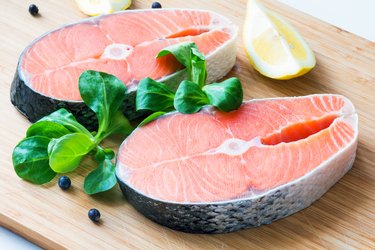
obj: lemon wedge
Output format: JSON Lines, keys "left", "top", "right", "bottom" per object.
{"left": 75, "top": 0, "right": 132, "bottom": 16}
{"left": 243, "top": 0, "right": 316, "bottom": 79}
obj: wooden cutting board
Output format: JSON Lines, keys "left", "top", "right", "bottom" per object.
{"left": 1, "top": 0, "right": 374, "bottom": 249}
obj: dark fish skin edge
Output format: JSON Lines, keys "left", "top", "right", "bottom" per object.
{"left": 10, "top": 63, "right": 147, "bottom": 130}
{"left": 117, "top": 176, "right": 302, "bottom": 233}
{"left": 116, "top": 140, "right": 356, "bottom": 233}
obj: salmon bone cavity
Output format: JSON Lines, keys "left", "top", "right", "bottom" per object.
{"left": 206, "top": 138, "right": 262, "bottom": 156}
{"left": 101, "top": 44, "right": 133, "bottom": 60}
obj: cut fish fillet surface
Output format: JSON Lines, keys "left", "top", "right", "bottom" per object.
{"left": 117, "top": 94, "right": 358, "bottom": 203}
{"left": 19, "top": 9, "right": 237, "bottom": 100}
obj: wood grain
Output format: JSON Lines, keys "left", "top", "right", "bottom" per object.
{"left": 1, "top": 0, "right": 374, "bottom": 249}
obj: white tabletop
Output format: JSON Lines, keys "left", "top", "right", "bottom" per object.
{"left": 1, "top": 0, "right": 374, "bottom": 249}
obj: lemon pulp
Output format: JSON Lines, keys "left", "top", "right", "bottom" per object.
{"left": 75, "top": 0, "right": 132, "bottom": 16}
{"left": 243, "top": 0, "right": 315, "bottom": 79}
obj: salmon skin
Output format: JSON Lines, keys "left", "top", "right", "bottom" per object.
{"left": 116, "top": 94, "right": 358, "bottom": 233}
{"left": 10, "top": 9, "right": 237, "bottom": 128}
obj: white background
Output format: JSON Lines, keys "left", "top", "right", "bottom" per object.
{"left": 278, "top": 0, "right": 375, "bottom": 41}
{"left": 1, "top": 0, "right": 374, "bottom": 249}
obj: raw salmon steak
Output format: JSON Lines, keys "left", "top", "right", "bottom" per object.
{"left": 116, "top": 94, "right": 358, "bottom": 233}
{"left": 11, "top": 9, "right": 237, "bottom": 127}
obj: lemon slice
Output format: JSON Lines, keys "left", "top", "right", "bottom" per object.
{"left": 243, "top": 0, "right": 316, "bottom": 79}
{"left": 75, "top": 0, "right": 132, "bottom": 16}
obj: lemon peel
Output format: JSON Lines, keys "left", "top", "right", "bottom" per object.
{"left": 243, "top": 0, "right": 316, "bottom": 79}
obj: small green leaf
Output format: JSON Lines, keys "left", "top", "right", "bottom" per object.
{"left": 79, "top": 70, "right": 127, "bottom": 135}
{"left": 95, "top": 111, "right": 134, "bottom": 142}
{"left": 26, "top": 121, "right": 71, "bottom": 139}
{"left": 191, "top": 60, "right": 206, "bottom": 88}
{"left": 107, "top": 111, "right": 133, "bottom": 136}
{"left": 157, "top": 42, "right": 197, "bottom": 68}
{"left": 47, "top": 138, "right": 58, "bottom": 156}
{"left": 203, "top": 77, "right": 243, "bottom": 112}
{"left": 157, "top": 42, "right": 202, "bottom": 81}
{"left": 84, "top": 151, "right": 117, "bottom": 194}
{"left": 191, "top": 47, "right": 205, "bottom": 61}
{"left": 40, "top": 108, "right": 91, "bottom": 137}
{"left": 102, "top": 148, "right": 115, "bottom": 160}
{"left": 174, "top": 80, "right": 209, "bottom": 114}
{"left": 49, "top": 133, "right": 94, "bottom": 173}
{"left": 191, "top": 47, "right": 206, "bottom": 88}
{"left": 138, "top": 111, "right": 166, "bottom": 127}
{"left": 94, "top": 147, "right": 106, "bottom": 162}
{"left": 12, "top": 136, "right": 56, "bottom": 184}
{"left": 157, "top": 42, "right": 206, "bottom": 87}
{"left": 94, "top": 147, "right": 115, "bottom": 163}
{"left": 136, "top": 77, "right": 175, "bottom": 112}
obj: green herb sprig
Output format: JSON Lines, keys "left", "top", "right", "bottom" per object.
{"left": 12, "top": 42, "right": 243, "bottom": 194}
{"left": 136, "top": 42, "right": 243, "bottom": 125}
{"left": 12, "top": 70, "right": 133, "bottom": 194}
